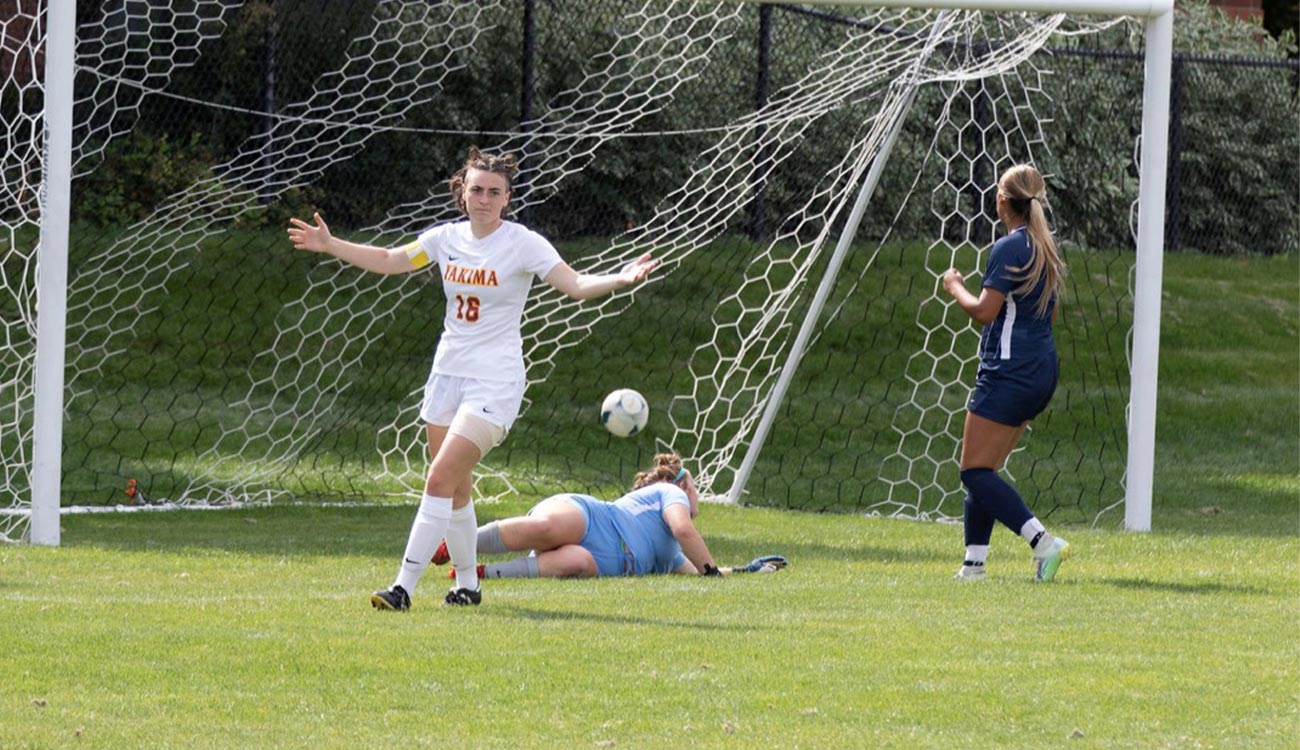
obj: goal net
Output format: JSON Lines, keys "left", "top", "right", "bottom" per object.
{"left": 3, "top": 0, "right": 1161, "bottom": 541}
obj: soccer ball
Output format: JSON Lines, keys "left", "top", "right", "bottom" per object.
{"left": 600, "top": 388, "right": 649, "bottom": 438}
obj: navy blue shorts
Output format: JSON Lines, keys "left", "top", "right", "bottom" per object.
{"left": 968, "top": 356, "right": 1059, "bottom": 427}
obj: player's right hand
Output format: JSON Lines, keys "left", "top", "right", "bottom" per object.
{"left": 941, "top": 267, "right": 964, "bottom": 295}
{"left": 287, "top": 212, "right": 332, "bottom": 254}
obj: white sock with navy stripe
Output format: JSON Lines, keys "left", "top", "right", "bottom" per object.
{"left": 1020, "top": 518, "right": 1056, "bottom": 557}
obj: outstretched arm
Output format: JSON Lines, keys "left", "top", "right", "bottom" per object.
{"left": 543, "top": 252, "right": 659, "bottom": 300}
{"left": 663, "top": 503, "right": 718, "bottom": 575}
{"left": 673, "top": 554, "right": 788, "bottom": 576}
{"left": 287, "top": 212, "right": 416, "bottom": 276}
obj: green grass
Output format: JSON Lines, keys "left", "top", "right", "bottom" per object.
{"left": 1, "top": 241, "right": 1296, "bottom": 747}
{"left": 1147, "top": 253, "right": 1299, "bottom": 536}
{"left": 2, "top": 503, "right": 1296, "bottom": 749}
{"left": 18, "top": 227, "right": 1292, "bottom": 527}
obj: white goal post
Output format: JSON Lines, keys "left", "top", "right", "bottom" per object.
{"left": 30, "top": 0, "right": 76, "bottom": 546}
{"left": 716, "top": 0, "right": 1173, "bottom": 533}
{"left": 19, "top": 0, "right": 1174, "bottom": 545}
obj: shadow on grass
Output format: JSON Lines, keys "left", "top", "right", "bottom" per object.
{"left": 1132, "top": 467, "right": 1300, "bottom": 539}
{"left": 1095, "top": 576, "right": 1279, "bottom": 597}
{"left": 703, "top": 532, "right": 947, "bottom": 565}
{"left": 487, "top": 604, "right": 769, "bottom": 632}
{"left": 62, "top": 504, "right": 417, "bottom": 558}
{"left": 62, "top": 504, "right": 951, "bottom": 565}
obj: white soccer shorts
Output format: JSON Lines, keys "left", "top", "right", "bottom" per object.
{"left": 420, "top": 373, "right": 525, "bottom": 432}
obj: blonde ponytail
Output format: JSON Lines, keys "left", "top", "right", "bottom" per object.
{"left": 999, "top": 165, "right": 1066, "bottom": 319}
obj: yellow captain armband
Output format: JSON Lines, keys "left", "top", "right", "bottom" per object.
{"left": 403, "top": 242, "right": 431, "bottom": 270}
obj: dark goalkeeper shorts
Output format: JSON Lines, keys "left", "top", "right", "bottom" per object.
{"left": 968, "top": 356, "right": 1059, "bottom": 427}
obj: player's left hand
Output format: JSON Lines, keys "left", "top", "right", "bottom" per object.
{"left": 618, "top": 252, "right": 659, "bottom": 285}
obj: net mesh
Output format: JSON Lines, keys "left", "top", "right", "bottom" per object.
{"left": 1, "top": 1, "right": 1139, "bottom": 541}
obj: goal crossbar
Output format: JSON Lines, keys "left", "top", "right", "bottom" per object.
{"left": 741, "top": 0, "right": 1174, "bottom": 18}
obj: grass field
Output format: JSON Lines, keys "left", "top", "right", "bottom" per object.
{"left": 1, "top": 251, "right": 1297, "bottom": 748}
{"left": 3, "top": 503, "right": 1296, "bottom": 749}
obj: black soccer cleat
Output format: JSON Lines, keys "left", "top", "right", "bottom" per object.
{"left": 370, "top": 585, "right": 411, "bottom": 612}
{"left": 443, "top": 586, "right": 482, "bottom": 606}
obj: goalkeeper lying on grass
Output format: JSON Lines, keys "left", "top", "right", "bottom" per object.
{"left": 431, "top": 452, "right": 786, "bottom": 579}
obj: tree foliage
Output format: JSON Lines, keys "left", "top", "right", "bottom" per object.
{"left": 67, "top": 1, "right": 1297, "bottom": 255}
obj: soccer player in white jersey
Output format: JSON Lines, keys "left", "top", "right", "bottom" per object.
{"left": 940, "top": 164, "right": 1071, "bottom": 583}
{"left": 429, "top": 453, "right": 787, "bottom": 578}
{"left": 287, "top": 147, "right": 657, "bottom": 610}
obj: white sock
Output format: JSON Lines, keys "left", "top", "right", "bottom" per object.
{"left": 1020, "top": 518, "right": 1055, "bottom": 557}
{"left": 1019, "top": 517, "right": 1046, "bottom": 544}
{"left": 446, "top": 501, "right": 479, "bottom": 592}
{"left": 1033, "top": 533, "right": 1059, "bottom": 558}
{"left": 393, "top": 494, "right": 452, "bottom": 594}
{"left": 964, "top": 545, "right": 989, "bottom": 565}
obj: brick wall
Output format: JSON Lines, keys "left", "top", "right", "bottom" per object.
{"left": 1205, "top": 0, "right": 1265, "bottom": 22}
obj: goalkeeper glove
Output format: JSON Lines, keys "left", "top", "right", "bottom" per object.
{"left": 737, "top": 554, "right": 788, "bottom": 574}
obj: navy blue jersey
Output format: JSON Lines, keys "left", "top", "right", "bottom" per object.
{"left": 978, "top": 227, "right": 1056, "bottom": 372}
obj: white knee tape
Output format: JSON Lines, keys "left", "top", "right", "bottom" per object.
{"left": 448, "top": 410, "right": 507, "bottom": 458}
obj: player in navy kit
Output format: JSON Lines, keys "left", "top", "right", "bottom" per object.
{"left": 941, "top": 164, "right": 1071, "bottom": 582}
{"left": 288, "top": 147, "right": 657, "bottom": 610}
{"left": 431, "top": 453, "right": 786, "bottom": 578}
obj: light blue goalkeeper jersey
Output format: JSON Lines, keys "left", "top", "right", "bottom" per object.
{"left": 608, "top": 483, "right": 690, "bottom": 575}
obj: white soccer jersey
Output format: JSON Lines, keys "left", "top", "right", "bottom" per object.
{"left": 405, "top": 220, "right": 563, "bottom": 382}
